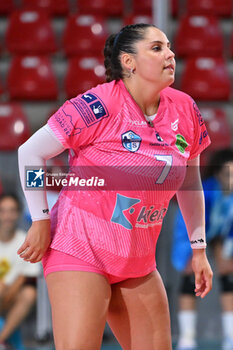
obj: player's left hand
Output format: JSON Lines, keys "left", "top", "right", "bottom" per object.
{"left": 192, "top": 249, "right": 213, "bottom": 298}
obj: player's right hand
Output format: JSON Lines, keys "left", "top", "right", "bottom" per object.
{"left": 17, "top": 219, "right": 51, "bottom": 263}
{"left": 192, "top": 249, "right": 213, "bottom": 298}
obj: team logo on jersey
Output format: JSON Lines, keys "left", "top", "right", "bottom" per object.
{"left": 26, "top": 168, "right": 45, "bottom": 188}
{"left": 121, "top": 130, "right": 142, "bottom": 152}
{"left": 155, "top": 131, "right": 164, "bottom": 142}
{"left": 111, "top": 194, "right": 167, "bottom": 230}
{"left": 171, "top": 119, "right": 179, "bottom": 131}
{"left": 175, "top": 134, "right": 188, "bottom": 153}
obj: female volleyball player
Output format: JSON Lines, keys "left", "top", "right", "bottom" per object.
{"left": 18, "top": 24, "right": 213, "bottom": 350}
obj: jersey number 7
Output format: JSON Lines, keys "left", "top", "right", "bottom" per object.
{"left": 154, "top": 155, "right": 172, "bottom": 184}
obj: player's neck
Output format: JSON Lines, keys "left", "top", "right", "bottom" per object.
{"left": 123, "top": 77, "right": 160, "bottom": 116}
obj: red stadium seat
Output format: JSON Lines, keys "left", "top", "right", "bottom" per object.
{"left": 180, "top": 57, "right": 231, "bottom": 101}
{"left": 64, "top": 57, "right": 106, "bottom": 98}
{"left": 201, "top": 107, "right": 232, "bottom": 150}
{"left": 131, "top": 0, "right": 152, "bottom": 15}
{"left": 6, "top": 10, "right": 57, "bottom": 55}
{"left": 0, "top": 103, "right": 31, "bottom": 150}
{"left": 123, "top": 15, "right": 153, "bottom": 26}
{"left": 63, "top": 15, "right": 108, "bottom": 57}
{"left": 187, "top": 0, "right": 233, "bottom": 17}
{"left": 0, "top": 0, "right": 14, "bottom": 14}
{"left": 175, "top": 15, "right": 223, "bottom": 57}
{"left": 200, "top": 107, "right": 232, "bottom": 167}
{"left": 77, "top": 0, "right": 124, "bottom": 17}
{"left": 230, "top": 31, "right": 233, "bottom": 57}
{"left": 21, "top": 0, "right": 69, "bottom": 16}
{"left": 7, "top": 56, "right": 58, "bottom": 101}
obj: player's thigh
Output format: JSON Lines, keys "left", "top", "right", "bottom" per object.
{"left": 46, "top": 271, "right": 111, "bottom": 350}
{"left": 107, "top": 270, "right": 172, "bottom": 350}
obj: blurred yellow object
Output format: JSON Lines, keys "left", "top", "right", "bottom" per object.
{"left": 0, "top": 258, "right": 11, "bottom": 279}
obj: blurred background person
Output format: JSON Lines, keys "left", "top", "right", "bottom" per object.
{"left": 172, "top": 148, "right": 233, "bottom": 350}
{"left": 0, "top": 0, "right": 232, "bottom": 349}
{"left": 0, "top": 193, "right": 40, "bottom": 350}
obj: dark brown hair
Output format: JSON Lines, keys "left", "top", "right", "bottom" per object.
{"left": 104, "top": 23, "right": 157, "bottom": 82}
{"left": 204, "top": 148, "right": 233, "bottom": 179}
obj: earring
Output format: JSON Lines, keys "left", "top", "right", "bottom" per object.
{"left": 127, "top": 68, "right": 135, "bottom": 77}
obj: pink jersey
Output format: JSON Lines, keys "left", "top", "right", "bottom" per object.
{"left": 45, "top": 79, "right": 210, "bottom": 277}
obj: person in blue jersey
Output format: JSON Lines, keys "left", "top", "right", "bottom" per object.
{"left": 172, "top": 148, "right": 233, "bottom": 350}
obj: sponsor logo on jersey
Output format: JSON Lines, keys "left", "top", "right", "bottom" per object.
{"left": 121, "top": 130, "right": 142, "bottom": 152}
{"left": 193, "top": 101, "right": 204, "bottom": 126}
{"left": 175, "top": 134, "right": 188, "bottom": 153}
{"left": 81, "top": 93, "right": 97, "bottom": 103}
{"left": 199, "top": 129, "right": 208, "bottom": 145}
{"left": 111, "top": 193, "right": 167, "bottom": 229}
{"left": 72, "top": 92, "right": 109, "bottom": 127}
{"left": 149, "top": 131, "right": 169, "bottom": 147}
{"left": 155, "top": 131, "right": 164, "bottom": 142}
{"left": 54, "top": 106, "right": 84, "bottom": 136}
{"left": 26, "top": 168, "right": 45, "bottom": 188}
{"left": 171, "top": 118, "right": 179, "bottom": 131}
{"left": 89, "top": 101, "right": 107, "bottom": 119}
{"left": 130, "top": 120, "right": 147, "bottom": 126}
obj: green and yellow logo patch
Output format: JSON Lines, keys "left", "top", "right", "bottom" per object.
{"left": 175, "top": 134, "right": 188, "bottom": 153}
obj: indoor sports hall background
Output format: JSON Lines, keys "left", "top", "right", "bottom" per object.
{"left": 0, "top": 0, "right": 232, "bottom": 349}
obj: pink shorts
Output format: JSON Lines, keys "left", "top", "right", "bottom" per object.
{"left": 42, "top": 248, "right": 135, "bottom": 284}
